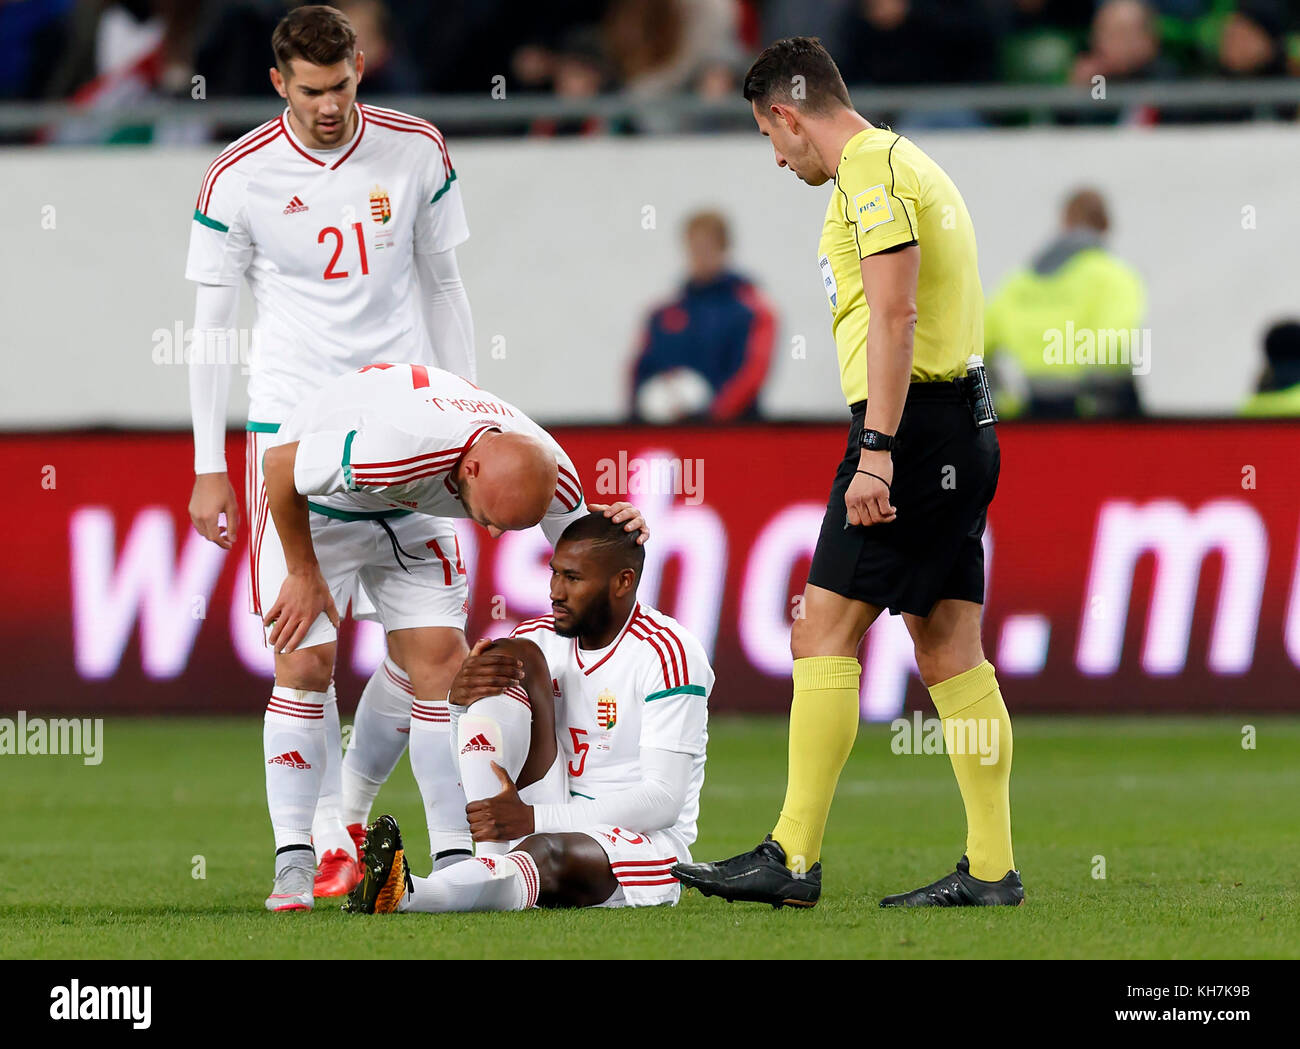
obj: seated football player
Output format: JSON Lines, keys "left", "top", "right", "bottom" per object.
{"left": 255, "top": 361, "right": 646, "bottom": 910}
{"left": 344, "top": 512, "right": 713, "bottom": 913}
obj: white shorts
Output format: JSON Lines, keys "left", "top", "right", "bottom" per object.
{"left": 248, "top": 432, "right": 469, "bottom": 648}
{"left": 246, "top": 428, "right": 377, "bottom": 618}
{"left": 584, "top": 826, "right": 690, "bottom": 908}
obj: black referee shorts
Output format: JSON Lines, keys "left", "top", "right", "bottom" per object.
{"left": 806, "top": 381, "right": 1000, "bottom": 618}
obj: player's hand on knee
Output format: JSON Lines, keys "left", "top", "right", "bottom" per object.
{"left": 466, "top": 762, "right": 535, "bottom": 842}
{"left": 189, "top": 472, "right": 240, "bottom": 550}
{"left": 588, "top": 501, "right": 650, "bottom": 545}
{"left": 264, "top": 567, "right": 337, "bottom": 654}
{"left": 450, "top": 638, "right": 525, "bottom": 706}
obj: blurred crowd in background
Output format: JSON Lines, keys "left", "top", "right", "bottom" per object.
{"left": 631, "top": 189, "right": 1300, "bottom": 423}
{"left": 5, "top": 0, "right": 1296, "bottom": 421}
{"left": 5, "top": 0, "right": 1300, "bottom": 123}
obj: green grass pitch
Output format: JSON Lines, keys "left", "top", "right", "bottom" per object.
{"left": 1, "top": 715, "right": 1296, "bottom": 959}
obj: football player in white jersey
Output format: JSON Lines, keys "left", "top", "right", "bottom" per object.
{"left": 342, "top": 513, "right": 713, "bottom": 915}
{"left": 258, "top": 364, "right": 648, "bottom": 910}
{"left": 184, "top": 6, "right": 480, "bottom": 902}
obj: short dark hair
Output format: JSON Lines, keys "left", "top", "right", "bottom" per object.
{"left": 558, "top": 513, "right": 645, "bottom": 578}
{"left": 272, "top": 5, "right": 357, "bottom": 73}
{"left": 742, "top": 36, "right": 852, "bottom": 115}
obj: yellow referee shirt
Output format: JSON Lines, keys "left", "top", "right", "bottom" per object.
{"left": 819, "top": 127, "right": 983, "bottom": 406}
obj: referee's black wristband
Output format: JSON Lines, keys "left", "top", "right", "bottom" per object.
{"left": 858, "top": 428, "right": 896, "bottom": 452}
{"left": 856, "top": 469, "right": 891, "bottom": 491}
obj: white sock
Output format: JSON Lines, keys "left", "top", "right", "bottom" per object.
{"left": 341, "top": 657, "right": 414, "bottom": 829}
{"left": 457, "top": 694, "right": 532, "bottom": 798}
{"left": 264, "top": 685, "right": 328, "bottom": 852}
{"left": 311, "top": 684, "right": 356, "bottom": 860}
{"left": 399, "top": 852, "right": 540, "bottom": 913}
{"left": 409, "top": 697, "right": 472, "bottom": 861}
{"left": 455, "top": 693, "right": 533, "bottom": 858}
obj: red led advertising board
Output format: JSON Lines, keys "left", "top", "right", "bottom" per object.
{"left": 4, "top": 422, "right": 1298, "bottom": 719}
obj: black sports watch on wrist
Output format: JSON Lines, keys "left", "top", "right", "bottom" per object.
{"left": 858, "top": 428, "right": 896, "bottom": 452}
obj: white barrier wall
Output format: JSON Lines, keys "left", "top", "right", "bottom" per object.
{"left": 2, "top": 125, "right": 1296, "bottom": 427}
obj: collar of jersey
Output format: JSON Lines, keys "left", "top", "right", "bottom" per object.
{"left": 573, "top": 601, "right": 640, "bottom": 675}
{"left": 837, "top": 125, "right": 886, "bottom": 169}
{"left": 279, "top": 105, "right": 366, "bottom": 170}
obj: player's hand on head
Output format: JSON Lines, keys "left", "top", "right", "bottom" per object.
{"left": 189, "top": 472, "right": 240, "bottom": 550}
{"left": 845, "top": 460, "right": 896, "bottom": 527}
{"left": 588, "top": 501, "right": 650, "bottom": 545}
{"left": 465, "top": 762, "right": 534, "bottom": 842}
{"left": 449, "top": 640, "right": 525, "bottom": 706}
{"left": 263, "top": 568, "right": 337, "bottom": 654}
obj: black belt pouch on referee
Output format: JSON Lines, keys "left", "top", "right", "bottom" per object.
{"left": 807, "top": 379, "right": 1000, "bottom": 618}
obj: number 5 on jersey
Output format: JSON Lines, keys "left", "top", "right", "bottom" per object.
{"left": 319, "top": 222, "right": 370, "bottom": 281}
{"left": 568, "top": 727, "right": 589, "bottom": 778}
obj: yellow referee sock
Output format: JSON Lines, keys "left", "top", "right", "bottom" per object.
{"left": 929, "top": 660, "right": 1015, "bottom": 881}
{"left": 770, "top": 656, "right": 862, "bottom": 871}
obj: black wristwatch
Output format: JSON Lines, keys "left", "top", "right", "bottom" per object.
{"left": 859, "top": 428, "right": 896, "bottom": 452}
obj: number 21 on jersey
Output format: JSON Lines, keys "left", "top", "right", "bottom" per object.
{"left": 319, "top": 223, "right": 370, "bottom": 281}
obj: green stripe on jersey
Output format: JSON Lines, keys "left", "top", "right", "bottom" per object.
{"left": 570, "top": 789, "right": 594, "bottom": 800}
{"left": 193, "top": 209, "right": 229, "bottom": 233}
{"left": 341, "top": 429, "right": 358, "bottom": 490}
{"left": 429, "top": 168, "right": 457, "bottom": 205}
{"left": 307, "top": 502, "right": 411, "bottom": 522}
{"left": 246, "top": 421, "right": 281, "bottom": 433}
{"left": 644, "top": 683, "right": 706, "bottom": 703}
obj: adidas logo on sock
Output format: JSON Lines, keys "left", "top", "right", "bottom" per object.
{"left": 282, "top": 195, "right": 309, "bottom": 214}
{"left": 460, "top": 733, "right": 495, "bottom": 754}
{"left": 268, "top": 750, "right": 312, "bottom": 769}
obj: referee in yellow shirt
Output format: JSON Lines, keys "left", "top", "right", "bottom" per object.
{"left": 673, "top": 37, "right": 1022, "bottom": 908}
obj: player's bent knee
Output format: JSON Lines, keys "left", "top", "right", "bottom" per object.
{"left": 515, "top": 834, "right": 561, "bottom": 891}
{"left": 479, "top": 637, "right": 549, "bottom": 681}
{"left": 514, "top": 833, "right": 617, "bottom": 908}
{"left": 274, "top": 643, "right": 335, "bottom": 692}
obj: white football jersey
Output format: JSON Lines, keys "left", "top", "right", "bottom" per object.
{"left": 511, "top": 603, "right": 712, "bottom": 846}
{"left": 185, "top": 103, "right": 468, "bottom": 425}
{"left": 283, "top": 362, "right": 585, "bottom": 545}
